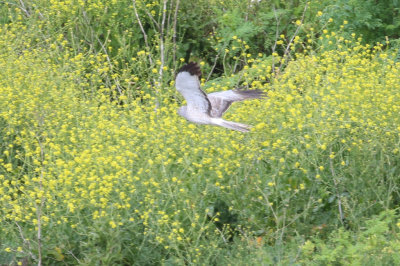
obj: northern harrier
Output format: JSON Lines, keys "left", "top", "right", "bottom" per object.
{"left": 175, "top": 62, "right": 265, "bottom": 132}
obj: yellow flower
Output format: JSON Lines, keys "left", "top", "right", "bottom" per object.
{"left": 109, "top": 221, "right": 117, "bottom": 228}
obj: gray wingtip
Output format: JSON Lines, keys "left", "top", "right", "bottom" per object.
{"left": 220, "top": 121, "right": 252, "bottom": 132}
{"left": 233, "top": 89, "right": 267, "bottom": 99}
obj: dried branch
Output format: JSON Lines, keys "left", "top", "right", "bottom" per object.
{"left": 329, "top": 147, "right": 345, "bottom": 225}
{"left": 95, "top": 35, "right": 123, "bottom": 95}
{"left": 67, "top": 250, "right": 81, "bottom": 263}
{"left": 81, "top": 10, "right": 123, "bottom": 95}
{"left": 132, "top": 0, "right": 153, "bottom": 65}
{"left": 1, "top": 1, "right": 30, "bottom": 17}
{"left": 206, "top": 49, "right": 221, "bottom": 82}
{"left": 172, "top": 0, "right": 180, "bottom": 67}
{"left": 18, "top": 0, "right": 29, "bottom": 16}
{"left": 35, "top": 117, "right": 45, "bottom": 266}
{"left": 256, "top": 184, "right": 279, "bottom": 223}
{"left": 271, "top": 5, "right": 280, "bottom": 74}
{"left": 278, "top": 3, "right": 308, "bottom": 72}
{"left": 144, "top": 9, "right": 160, "bottom": 30}
{"left": 167, "top": 0, "right": 173, "bottom": 36}
{"left": 15, "top": 221, "right": 37, "bottom": 261}
{"left": 158, "top": 0, "right": 168, "bottom": 84}
{"left": 215, "top": 226, "right": 228, "bottom": 244}
{"left": 206, "top": 55, "right": 219, "bottom": 82}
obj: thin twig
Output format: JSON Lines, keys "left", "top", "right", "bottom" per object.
{"left": 94, "top": 35, "right": 123, "bottom": 95}
{"left": 256, "top": 184, "right": 279, "bottom": 223}
{"left": 15, "top": 222, "right": 37, "bottom": 261}
{"left": 16, "top": 0, "right": 44, "bottom": 19}
{"left": 35, "top": 125, "right": 45, "bottom": 266}
{"left": 206, "top": 52, "right": 220, "bottom": 82}
{"left": 80, "top": 9, "right": 123, "bottom": 96}
{"left": 1, "top": 1, "right": 30, "bottom": 17}
{"left": 144, "top": 9, "right": 160, "bottom": 30}
{"left": 172, "top": 0, "right": 180, "bottom": 67}
{"left": 167, "top": 0, "right": 172, "bottom": 30}
{"left": 67, "top": 250, "right": 81, "bottom": 263}
{"left": 95, "top": 36, "right": 123, "bottom": 94}
{"left": 132, "top": 0, "right": 153, "bottom": 65}
{"left": 18, "top": 0, "right": 30, "bottom": 16}
{"left": 329, "top": 147, "right": 345, "bottom": 225}
{"left": 278, "top": 3, "right": 308, "bottom": 72}
{"left": 158, "top": 0, "right": 168, "bottom": 84}
{"left": 271, "top": 5, "right": 280, "bottom": 74}
{"left": 215, "top": 227, "right": 228, "bottom": 244}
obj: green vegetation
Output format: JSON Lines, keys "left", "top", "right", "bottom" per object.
{"left": 1, "top": 0, "right": 400, "bottom": 264}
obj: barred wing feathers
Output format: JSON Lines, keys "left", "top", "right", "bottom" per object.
{"left": 208, "top": 89, "right": 266, "bottom": 117}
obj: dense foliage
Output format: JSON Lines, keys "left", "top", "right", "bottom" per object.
{"left": 1, "top": 0, "right": 400, "bottom": 264}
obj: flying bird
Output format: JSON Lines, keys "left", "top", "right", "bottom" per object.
{"left": 175, "top": 62, "right": 265, "bottom": 132}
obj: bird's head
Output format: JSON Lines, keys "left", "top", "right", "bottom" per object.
{"left": 176, "top": 62, "right": 202, "bottom": 78}
{"left": 175, "top": 62, "right": 202, "bottom": 94}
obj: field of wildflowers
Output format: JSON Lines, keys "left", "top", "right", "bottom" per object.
{"left": 1, "top": 0, "right": 400, "bottom": 265}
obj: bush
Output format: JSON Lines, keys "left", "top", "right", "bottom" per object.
{"left": 319, "top": 0, "right": 400, "bottom": 44}
{"left": 299, "top": 210, "right": 400, "bottom": 265}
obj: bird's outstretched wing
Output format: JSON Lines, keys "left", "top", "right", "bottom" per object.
{"left": 175, "top": 63, "right": 266, "bottom": 133}
{"left": 207, "top": 89, "right": 266, "bottom": 117}
{"left": 175, "top": 62, "right": 210, "bottom": 114}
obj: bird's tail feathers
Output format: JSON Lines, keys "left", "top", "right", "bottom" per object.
{"left": 213, "top": 119, "right": 251, "bottom": 132}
